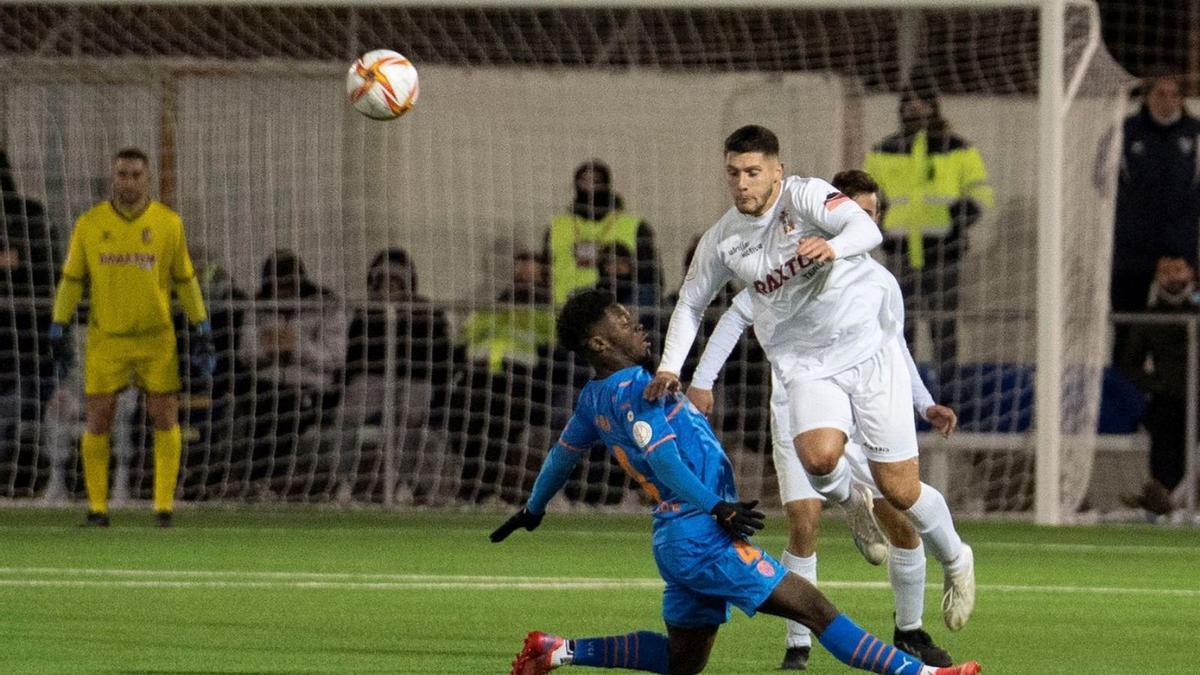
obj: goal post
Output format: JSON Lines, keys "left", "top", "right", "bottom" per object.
{"left": 0, "top": 0, "right": 1133, "bottom": 523}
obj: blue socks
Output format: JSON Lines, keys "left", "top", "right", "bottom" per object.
{"left": 819, "top": 614, "right": 925, "bottom": 674}
{"left": 565, "top": 617, "right": 921, "bottom": 674}
{"left": 572, "top": 631, "right": 670, "bottom": 673}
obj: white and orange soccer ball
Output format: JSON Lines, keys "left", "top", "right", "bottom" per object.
{"left": 346, "top": 50, "right": 419, "bottom": 120}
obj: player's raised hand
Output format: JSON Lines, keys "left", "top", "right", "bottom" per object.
{"left": 925, "top": 404, "right": 958, "bottom": 438}
{"left": 489, "top": 507, "right": 544, "bottom": 543}
{"left": 686, "top": 386, "right": 715, "bottom": 417}
{"left": 643, "top": 371, "right": 681, "bottom": 400}
{"left": 711, "top": 500, "right": 765, "bottom": 539}
{"left": 796, "top": 237, "right": 836, "bottom": 263}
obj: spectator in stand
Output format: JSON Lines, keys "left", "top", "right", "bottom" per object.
{"left": 0, "top": 149, "right": 58, "bottom": 494}
{"left": 865, "top": 87, "right": 993, "bottom": 406}
{"left": 544, "top": 159, "right": 661, "bottom": 307}
{"left": 174, "top": 251, "right": 250, "bottom": 499}
{"left": 1117, "top": 254, "right": 1199, "bottom": 517}
{"left": 336, "top": 248, "right": 451, "bottom": 504}
{"left": 1108, "top": 70, "right": 1200, "bottom": 359}
{"left": 453, "top": 250, "right": 554, "bottom": 504}
{"left": 239, "top": 249, "right": 346, "bottom": 497}
{"left": 597, "top": 242, "right": 664, "bottom": 339}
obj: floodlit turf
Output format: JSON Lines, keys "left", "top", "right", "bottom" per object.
{"left": 1, "top": 507, "right": 1198, "bottom": 674}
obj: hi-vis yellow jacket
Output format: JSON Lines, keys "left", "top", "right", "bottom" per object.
{"left": 864, "top": 129, "right": 993, "bottom": 269}
{"left": 548, "top": 212, "right": 641, "bottom": 304}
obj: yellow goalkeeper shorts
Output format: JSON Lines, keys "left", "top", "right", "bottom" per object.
{"left": 84, "top": 328, "right": 180, "bottom": 395}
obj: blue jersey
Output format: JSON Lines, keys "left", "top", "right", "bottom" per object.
{"left": 534, "top": 365, "right": 738, "bottom": 544}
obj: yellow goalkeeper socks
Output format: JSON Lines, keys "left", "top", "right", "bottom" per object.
{"left": 152, "top": 426, "right": 182, "bottom": 514}
{"left": 81, "top": 432, "right": 111, "bottom": 514}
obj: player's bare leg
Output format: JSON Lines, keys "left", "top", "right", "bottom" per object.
{"left": 758, "top": 573, "right": 981, "bottom": 674}
{"left": 797, "top": 428, "right": 887, "bottom": 565}
{"left": 874, "top": 498, "right": 953, "bottom": 667}
{"left": 871, "top": 459, "right": 975, "bottom": 631}
{"left": 780, "top": 497, "right": 822, "bottom": 669}
{"left": 666, "top": 625, "right": 718, "bottom": 674}
{"left": 81, "top": 393, "right": 118, "bottom": 525}
{"left": 146, "top": 392, "right": 182, "bottom": 526}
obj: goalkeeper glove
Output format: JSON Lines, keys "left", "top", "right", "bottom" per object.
{"left": 489, "top": 507, "right": 544, "bottom": 542}
{"left": 711, "top": 500, "right": 765, "bottom": 539}
{"left": 189, "top": 320, "right": 217, "bottom": 377}
{"left": 47, "top": 322, "right": 74, "bottom": 378}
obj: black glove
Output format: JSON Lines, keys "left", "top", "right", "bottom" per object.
{"left": 47, "top": 322, "right": 74, "bottom": 378}
{"left": 489, "top": 507, "right": 544, "bottom": 543}
{"left": 189, "top": 320, "right": 217, "bottom": 377}
{"left": 711, "top": 500, "right": 765, "bottom": 539}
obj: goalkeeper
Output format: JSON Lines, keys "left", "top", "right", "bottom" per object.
{"left": 49, "top": 148, "right": 214, "bottom": 527}
{"left": 492, "top": 289, "right": 981, "bottom": 675}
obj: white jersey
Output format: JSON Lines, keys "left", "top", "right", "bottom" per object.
{"left": 692, "top": 283, "right": 936, "bottom": 416}
{"left": 660, "top": 175, "right": 898, "bottom": 381}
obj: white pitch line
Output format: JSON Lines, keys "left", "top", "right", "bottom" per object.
{"left": 0, "top": 568, "right": 1196, "bottom": 598}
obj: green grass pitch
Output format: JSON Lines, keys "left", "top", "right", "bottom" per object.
{"left": 1, "top": 507, "right": 1197, "bottom": 674}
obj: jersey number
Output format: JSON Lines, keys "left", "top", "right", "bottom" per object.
{"left": 611, "top": 445, "right": 662, "bottom": 502}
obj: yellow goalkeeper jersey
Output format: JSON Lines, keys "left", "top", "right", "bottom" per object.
{"left": 59, "top": 200, "right": 198, "bottom": 336}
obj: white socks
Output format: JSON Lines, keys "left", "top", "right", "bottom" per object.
{"left": 552, "top": 640, "right": 574, "bottom": 666}
{"left": 807, "top": 456, "right": 852, "bottom": 504}
{"left": 781, "top": 550, "right": 817, "bottom": 648}
{"left": 904, "top": 483, "right": 965, "bottom": 569}
{"left": 888, "top": 542, "right": 927, "bottom": 631}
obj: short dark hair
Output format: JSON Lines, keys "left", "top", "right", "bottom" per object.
{"left": 113, "top": 147, "right": 149, "bottom": 165}
{"left": 831, "top": 170, "right": 879, "bottom": 199}
{"left": 557, "top": 288, "right": 615, "bottom": 357}
{"left": 723, "top": 125, "right": 779, "bottom": 156}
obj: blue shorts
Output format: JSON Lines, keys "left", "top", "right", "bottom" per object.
{"left": 653, "top": 533, "right": 788, "bottom": 628}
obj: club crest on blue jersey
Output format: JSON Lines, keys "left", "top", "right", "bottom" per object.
{"left": 633, "top": 421, "right": 653, "bottom": 447}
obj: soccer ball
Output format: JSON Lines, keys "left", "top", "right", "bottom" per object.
{"left": 346, "top": 50, "right": 419, "bottom": 120}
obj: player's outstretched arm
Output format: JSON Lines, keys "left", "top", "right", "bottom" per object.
{"left": 489, "top": 443, "right": 582, "bottom": 543}
{"left": 896, "top": 332, "right": 958, "bottom": 437}
{"left": 688, "top": 290, "right": 754, "bottom": 414}
{"left": 651, "top": 229, "right": 733, "bottom": 399}
{"left": 642, "top": 434, "right": 764, "bottom": 540}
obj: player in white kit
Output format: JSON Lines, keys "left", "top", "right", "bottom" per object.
{"left": 646, "top": 125, "right": 975, "bottom": 642}
{"left": 685, "top": 170, "right": 959, "bottom": 670}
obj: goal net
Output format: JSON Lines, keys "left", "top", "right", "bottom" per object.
{"left": 0, "top": 1, "right": 1132, "bottom": 521}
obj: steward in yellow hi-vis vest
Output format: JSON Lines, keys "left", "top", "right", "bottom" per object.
{"left": 47, "top": 147, "right": 214, "bottom": 527}
{"left": 544, "top": 159, "right": 661, "bottom": 306}
{"left": 863, "top": 89, "right": 993, "bottom": 405}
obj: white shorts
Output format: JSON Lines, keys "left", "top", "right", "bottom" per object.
{"left": 780, "top": 338, "right": 919, "bottom": 465}
{"left": 770, "top": 372, "right": 881, "bottom": 504}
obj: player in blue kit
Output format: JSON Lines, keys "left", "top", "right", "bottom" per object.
{"left": 491, "top": 289, "right": 982, "bottom": 675}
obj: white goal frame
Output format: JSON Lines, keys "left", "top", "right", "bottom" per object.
{"left": 16, "top": 0, "right": 1110, "bottom": 524}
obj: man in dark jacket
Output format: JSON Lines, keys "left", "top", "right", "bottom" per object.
{"left": 338, "top": 248, "right": 451, "bottom": 503}
{"left": 0, "top": 149, "right": 58, "bottom": 494}
{"left": 1118, "top": 254, "right": 1199, "bottom": 516}
{"left": 1110, "top": 72, "right": 1200, "bottom": 357}
{"left": 0, "top": 150, "right": 57, "bottom": 396}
